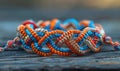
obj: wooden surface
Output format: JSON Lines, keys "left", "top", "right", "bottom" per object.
{"left": 0, "top": 20, "right": 120, "bottom": 71}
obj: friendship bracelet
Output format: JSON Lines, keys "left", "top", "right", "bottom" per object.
{"left": 1, "top": 18, "right": 120, "bottom": 56}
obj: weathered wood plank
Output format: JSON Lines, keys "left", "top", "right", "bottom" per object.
{"left": 0, "top": 50, "right": 120, "bottom": 71}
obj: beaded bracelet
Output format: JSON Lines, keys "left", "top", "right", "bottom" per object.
{"left": 1, "top": 18, "right": 120, "bottom": 56}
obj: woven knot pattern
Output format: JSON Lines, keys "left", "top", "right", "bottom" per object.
{"left": 3, "top": 18, "right": 120, "bottom": 56}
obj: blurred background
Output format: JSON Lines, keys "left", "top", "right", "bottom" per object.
{"left": 0, "top": 0, "right": 120, "bottom": 46}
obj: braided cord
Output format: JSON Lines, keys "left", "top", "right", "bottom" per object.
{"left": 2, "top": 18, "right": 120, "bottom": 56}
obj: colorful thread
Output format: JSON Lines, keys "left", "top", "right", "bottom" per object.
{"left": 1, "top": 18, "right": 120, "bottom": 56}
